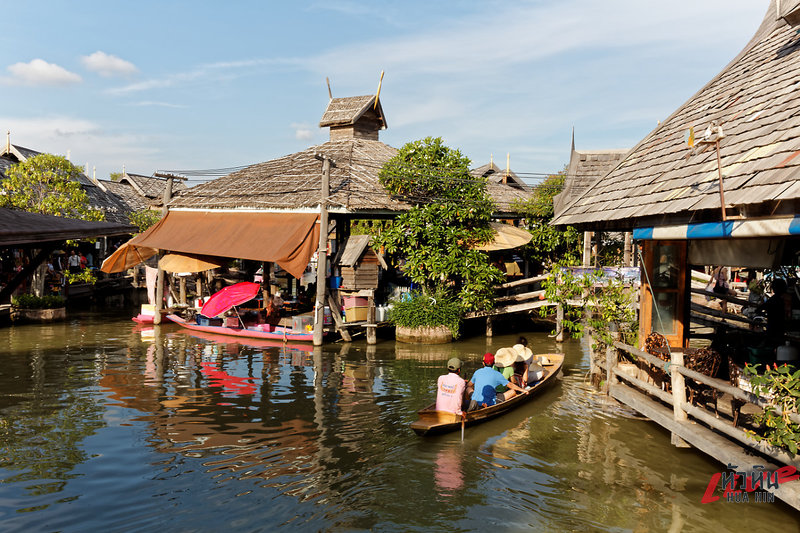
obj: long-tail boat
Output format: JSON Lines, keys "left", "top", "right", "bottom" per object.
{"left": 410, "top": 353, "right": 564, "bottom": 436}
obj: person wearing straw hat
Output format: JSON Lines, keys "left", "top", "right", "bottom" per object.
{"left": 466, "top": 352, "right": 525, "bottom": 411}
{"left": 493, "top": 347, "right": 519, "bottom": 400}
{"left": 513, "top": 336, "right": 544, "bottom": 384}
{"left": 435, "top": 357, "right": 467, "bottom": 415}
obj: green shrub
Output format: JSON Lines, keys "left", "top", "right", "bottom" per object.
{"left": 12, "top": 294, "right": 66, "bottom": 309}
{"left": 388, "top": 288, "right": 462, "bottom": 338}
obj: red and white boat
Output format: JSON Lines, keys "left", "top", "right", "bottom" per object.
{"left": 166, "top": 313, "right": 317, "bottom": 342}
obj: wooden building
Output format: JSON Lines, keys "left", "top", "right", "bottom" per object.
{"left": 553, "top": 0, "right": 800, "bottom": 509}
{"left": 334, "top": 235, "right": 384, "bottom": 291}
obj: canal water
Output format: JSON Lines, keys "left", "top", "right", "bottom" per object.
{"left": 0, "top": 308, "right": 797, "bottom": 532}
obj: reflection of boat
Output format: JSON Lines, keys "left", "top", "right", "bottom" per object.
{"left": 183, "top": 329, "right": 314, "bottom": 352}
{"left": 167, "top": 313, "right": 316, "bottom": 342}
{"left": 410, "top": 353, "right": 564, "bottom": 436}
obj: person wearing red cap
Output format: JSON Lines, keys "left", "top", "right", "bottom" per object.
{"left": 466, "top": 352, "right": 526, "bottom": 411}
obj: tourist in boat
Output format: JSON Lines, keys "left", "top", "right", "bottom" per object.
{"left": 493, "top": 347, "right": 519, "bottom": 400}
{"left": 467, "top": 352, "right": 526, "bottom": 411}
{"left": 435, "top": 357, "right": 466, "bottom": 415}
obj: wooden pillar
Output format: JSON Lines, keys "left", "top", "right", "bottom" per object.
{"left": 623, "top": 232, "right": 633, "bottom": 267}
{"left": 195, "top": 277, "right": 202, "bottom": 304}
{"left": 366, "top": 290, "right": 376, "bottom": 345}
{"left": 260, "top": 261, "right": 272, "bottom": 305}
{"left": 555, "top": 303, "right": 565, "bottom": 342}
{"left": 582, "top": 231, "right": 592, "bottom": 267}
{"left": 592, "top": 231, "right": 601, "bottom": 266}
{"left": 153, "top": 257, "right": 164, "bottom": 324}
{"left": 313, "top": 155, "right": 332, "bottom": 346}
{"left": 605, "top": 344, "right": 617, "bottom": 393}
{"left": 179, "top": 276, "right": 186, "bottom": 305}
{"left": 486, "top": 316, "right": 493, "bottom": 337}
{"left": 670, "top": 349, "right": 690, "bottom": 448}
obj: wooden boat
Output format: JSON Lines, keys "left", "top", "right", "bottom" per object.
{"left": 182, "top": 329, "right": 314, "bottom": 352}
{"left": 410, "top": 353, "right": 564, "bottom": 436}
{"left": 166, "top": 313, "right": 317, "bottom": 342}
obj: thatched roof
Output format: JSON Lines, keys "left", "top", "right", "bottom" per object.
{"left": 170, "top": 139, "right": 408, "bottom": 213}
{"left": 319, "top": 95, "right": 386, "bottom": 129}
{"left": 99, "top": 179, "right": 150, "bottom": 211}
{"left": 120, "top": 172, "right": 186, "bottom": 200}
{"left": 553, "top": 1, "right": 800, "bottom": 231}
{"left": 0, "top": 143, "right": 133, "bottom": 225}
{"left": 471, "top": 161, "right": 527, "bottom": 188}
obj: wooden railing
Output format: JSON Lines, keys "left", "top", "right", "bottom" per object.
{"left": 595, "top": 339, "right": 800, "bottom": 509}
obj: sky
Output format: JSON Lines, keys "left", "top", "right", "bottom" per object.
{"left": 0, "top": 1, "right": 769, "bottom": 186}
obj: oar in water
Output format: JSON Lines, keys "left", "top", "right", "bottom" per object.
{"left": 461, "top": 413, "right": 465, "bottom": 441}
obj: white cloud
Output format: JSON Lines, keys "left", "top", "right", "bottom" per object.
{"left": 3, "top": 59, "right": 81, "bottom": 86}
{"left": 81, "top": 51, "right": 138, "bottom": 77}
{"left": 0, "top": 115, "right": 163, "bottom": 178}
{"left": 292, "top": 123, "right": 314, "bottom": 140}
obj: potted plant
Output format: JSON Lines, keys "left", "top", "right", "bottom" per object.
{"left": 389, "top": 289, "right": 461, "bottom": 344}
{"left": 11, "top": 294, "right": 67, "bottom": 322}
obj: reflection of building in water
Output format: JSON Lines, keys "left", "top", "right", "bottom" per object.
{"left": 394, "top": 343, "right": 461, "bottom": 361}
{"left": 97, "top": 334, "right": 393, "bottom": 504}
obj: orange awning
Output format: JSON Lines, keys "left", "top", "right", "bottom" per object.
{"left": 159, "top": 252, "right": 226, "bottom": 273}
{"left": 101, "top": 211, "right": 319, "bottom": 278}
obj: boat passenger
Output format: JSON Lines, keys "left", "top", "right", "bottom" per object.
{"left": 513, "top": 337, "right": 544, "bottom": 384}
{"left": 493, "top": 347, "right": 519, "bottom": 399}
{"left": 467, "top": 352, "right": 525, "bottom": 411}
{"left": 435, "top": 357, "right": 467, "bottom": 415}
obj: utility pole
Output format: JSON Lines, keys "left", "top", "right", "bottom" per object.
{"left": 152, "top": 172, "right": 187, "bottom": 325}
{"left": 313, "top": 154, "right": 334, "bottom": 346}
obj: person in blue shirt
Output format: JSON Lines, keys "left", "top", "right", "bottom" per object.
{"left": 466, "top": 352, "right": 526, "bottom": 411}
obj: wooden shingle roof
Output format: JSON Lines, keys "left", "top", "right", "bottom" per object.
{"left": 554, "top": 145, "right": 629, "bottom": 216}
{"left": 170, "top": 139, "right": 408, "bottom": 213}
{"left": 120, "top": 172, "right": 187, "bottom": 200}
{"left": 319, "top": 95, "right": 386, "bottom": 129}
{"left": 0, "top": 143, "right": 133, "bottom": 224}
{"left": 553, "top": 1, "right": 800, "bottom": 230}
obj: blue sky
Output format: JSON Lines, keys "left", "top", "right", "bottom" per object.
{"left": 1, "top": 1, "right": 768, "bottom": 185}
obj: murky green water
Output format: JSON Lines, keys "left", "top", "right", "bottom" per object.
{"left": 0, "top": 308, "right": 797, "bottom": 532}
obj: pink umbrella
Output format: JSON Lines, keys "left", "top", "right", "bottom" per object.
{"left": 201, "top": 282, "right": 261, "bottom": 318}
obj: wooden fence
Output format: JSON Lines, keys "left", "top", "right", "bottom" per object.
{"left": 596, "top": 339, "right": 800, "bottom": 509}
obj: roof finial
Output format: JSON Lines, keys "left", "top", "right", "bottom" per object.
{"left": 326, "top": 77, "right": 332, "bottom": 101}
{"left": 505, "top": 152, "right": 510, "bottom": 184}
{"left": 490, "top": 153, "right": 493, "bottom": 167}
{"left": 122, "top": 164, "right": 126, "bottom": 177}
{"left": 66, "top": 149, "right": 71, "bottom": 161}
{"left": 93, "top": 166, "right": 97, "bottom": 184}
{"left": 374, "top": 70, "right": 384, "bottom": 110}
{"left": 571, "top": 126, "right": 575, "bottom": 155}
{"left": 5, "top": 130, "right": 10, "bottom": 153}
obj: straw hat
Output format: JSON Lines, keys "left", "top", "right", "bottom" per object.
{"left": 537, "top": 355, "right": 552, "bottom": 365}
{"left": 513, "top": 343, "right": 533, "bottom": 362}
{"left": 494, "top": 347, "right": 520, "bottom": 368}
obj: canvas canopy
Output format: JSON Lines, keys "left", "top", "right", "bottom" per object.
{"left": 632, "top": 216, "right": 800, "bottom": 241}
{"left": 101, "top": 210, "right": 319, "bottom": 278}
{"left": 474, "top": 222, "right": 533, "bottom": 251}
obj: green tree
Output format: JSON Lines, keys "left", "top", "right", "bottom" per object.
{"left": 0, "top": 153, "right": 104, "bottom": 221}
{"left": 374, "top": 137, "right": 503, "bottom": 312}
{"left": 128, "top": 208, "right": 162, "bottom": 233}
{"left": 512, "top": 168, "right": 580, "bottom": 269}
{"left": 109, "top": 171, "right": 123, "bottom": 182}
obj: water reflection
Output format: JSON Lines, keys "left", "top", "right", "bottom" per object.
{"left": 1, "top": 314, "right": 799, "bottom": 532}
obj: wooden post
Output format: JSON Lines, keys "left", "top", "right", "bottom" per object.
{"left": 486, "top": 316, "right": 493, "bottom": 337}
{"left": 195, "top": 277, "right": 202, "bottom": 304}
{"left": 313, "top": 155, "right": 333, "bottom": 346}
{"left": 605, "top": 344, "right": 617, "bottom": 393}
{"left": 153, "top": 262, "right": 165, "bottom": 324}
{"left": 555, "top": 303, "right": 565, "bottom": 342}
{"left": 670, "top": 349, "right": 690, "bottom": 448}
{"left": 582, "top": 232, "right": 592, "bottom": 267}
{"left": 179, "top": 276, "right": 186, "bottom": 305}
{"left": 593, "top": 231, "right": 601, "bottom": 266}
{"left": 153, "top": 174, "right": 175, "bottom": 326}
{"left": 715, "top": 139, "right": 727, "bottom": 222}
{"left": 366, "top": 290, "right": 376, "bottom": 345}
{"left": 623, "top": 232, "right": 632, "bottom": 267}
